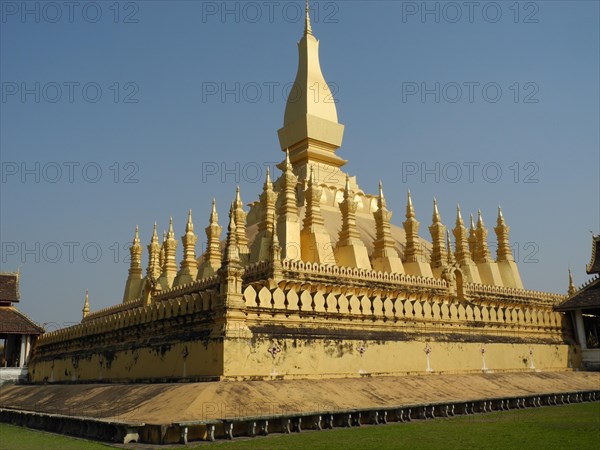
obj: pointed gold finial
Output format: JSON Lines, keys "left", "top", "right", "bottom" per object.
{"left": 497, "top": 205, "right": 506, "bottom": 225}
{"left": 377, "top": 181, "right": 387, "bottom": 210}
{"left": 568, "top": 268, "right": 577, "bottom": 296}
{"left": 186, "top": 209, "right": 194, "bottom": 232}
{"left": 167, "top": 217, "right": 175, "bottom": 239}
{"left": 82, "top": 289, "right": 90, "bottom": 319}
{"left": 285, "top": 149, "right": 292, "bottom": 169}
{"left": 265, "top": 167, "right": 271, "bottom": 185}
{"left": 305, "top": 0, "right": 312, "bottom": 36}
{"left": 228, "top": 202, "right": 237, "bottom": 236}
{"left": 210, "top": 198, "right": 218, "bottom": 223}
{"left": 151, "top": 223, "right": 158, "bottom": 242}
{"left": 406, "top": 191, "right": 415, "bottom": 219}
{"left": 470, "top": 213, "right": 476, "bottom": 230}
{"left": 456, "top": 205, "right": 464, "bottom": 225}
{"left": 477, "top": 209, "right": 485, "bottom": 228}
{"left": 433, "top": 197, "right": 441, "bottom": 223}
{"left": 133, "top": 225, "right": 140, "bottom": 245}
{"left": 344, "top": 174, "right": 351, "bottom": 197}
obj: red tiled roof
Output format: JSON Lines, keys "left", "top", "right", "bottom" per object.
{"left": 0, "top": 307, "right": 44, "bottom": 334}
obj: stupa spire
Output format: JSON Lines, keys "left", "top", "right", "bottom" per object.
{"left": 406, "top": 190, "right": 416, "bottom": 219}
{"left": 335, "top": 174, "right": 371, "bottom": 269}
{"left": 157, "top": 218, "right": 178, "bottom": 290}
{"left": 82, "top": 289, "right": 90, "bottom": 320}
{"left": 372, "top": 181, "right": 403, "bottom": 273}
{"left": 568, "top": 268, "right": 577, "bottom": 296}
{"left": 453, "top": 205, "right": 473, "bottom": 266}
{"left": 403, "top": 192, "right": 434, "bottom": 277}
{"left": 276, "top": 150, "right": 301, "bottom": 259}
{"left": 233, "top": 186, "right": 249, "bottom": 262}
{"left": 304, "top": 0, "right": 312, "bottom": 36}
{"left": 198, "top": 199, "right": 223, "bottom": 279}
{"left": 429, "top": 198, "right": 447, "bottom": 272}
{"left": 403, "top": 191, "right": 422, "bottom": 262}
{"left": 146, "top": 223, "right": 161, "bottom": 281}
{"left": 493, "top": 206, "right": 524, "bottom": 289}
{"left": 277, "top": 1, "right": 346, "bottom": 175}
{"left": 475, "top": 210, "right": 492, "bottom": 263}
{"left": 452, "top": 205, "right": 481, "bottom": 283}
{"left": 494, "top": 206, "right": 514, "bottom": 262}
{"left": 224, "top": 202, "right": 240, "bottom": 265}
{"left": 468, "top": 213, "right": 477, "bottom": 259}
{"left": 250, "top": 168, "right": 278, "bottom": 262}
{"left": 122, "top": 225, "right": 143, "bottom": 303}
{"left": 300, "top": 165, "right": 334, "bottom": 263}
{"left": 174, "top": 210, "right": 198, "bottom": 286}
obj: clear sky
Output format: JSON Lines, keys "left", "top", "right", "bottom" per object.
{"left": 1, "top": 1, "right": 598, "bottom": 329}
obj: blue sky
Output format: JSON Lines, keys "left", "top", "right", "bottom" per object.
{"left": 1, "top": 1, "right": 598, "bottom": 328}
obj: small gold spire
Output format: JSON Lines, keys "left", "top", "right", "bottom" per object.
{"left": 134, "top": 225, "right": 140, "bottom": 245}
{"left": 477, "top": 209, "right": 485, "bottom": 228}
{"left": 224, "top": 201, "right": 240, "bottom": 265}
{"left": 456, "top": 205, "right": 464, "bottom": 226}
{"left": 305, "top": 0, "right": 312, "bottom": 36}
{"left": 378, "top": 181, "right": 387, "bottom": 209}
{"left": 152, "top": 223, "right": 158, "bottom": 242}
{"left": 498, "top": 206, "right": 505, "bottom": 225}
{"left": 432, "top": 198, "right": 441, "bottom": 223}
{"left": 210, "top": 198, "right": 218, "bottom": 223}
{"left": 285, "top": 149, "right": 292, "bottom": 169}
{"left": 265, "top": 167, "right": 272, "bottom": 186}
{"left": 406, "top": 191, "right": 416, "bottom": 219}
{"left": 494, "top": 206, "right": 514, "bottom": 262}
{"left": 186, "top": 209, "right": 194, "bottom": 232}
{"left": 199, "top": 198, "right": 223, "bottom": 279}
{"left": 82, "top": 289, "right": 90, "bottom": 319}
{"left": 568, "top": 268, "right": 577, "bottom": 296}
{"left": 344, "top": 174, "right": 351, "bottom": 198}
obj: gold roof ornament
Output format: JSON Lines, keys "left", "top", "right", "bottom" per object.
{"left": 82, "top": 289, "right": 90, "bottom": 319}
{"left": 568, "top": 268, "right": 577, "bottom": 296}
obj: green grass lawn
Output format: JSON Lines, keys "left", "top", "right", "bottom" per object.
{"left": 0, "top": 403, "right": 598, "bottom": 450}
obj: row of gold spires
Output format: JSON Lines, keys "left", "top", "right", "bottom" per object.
{"left": 117, "top": 169, "right": 516, "bottom": 302}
